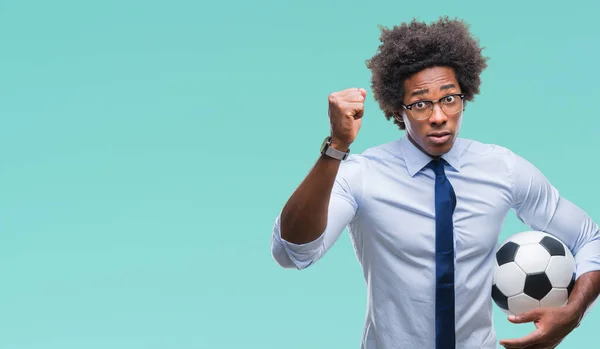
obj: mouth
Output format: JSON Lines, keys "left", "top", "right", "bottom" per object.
{"left": 427, "top": 132, "right": 452, "bottom": 144}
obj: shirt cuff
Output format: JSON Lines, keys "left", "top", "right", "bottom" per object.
{"left": 573, "top": 240, "right": 600, "bottom": 321}
{"left": 271, "top": 215, "right": 325, "bottom": 269}
{"left": 574, "top": 239, "right": 600, "bottom": 279}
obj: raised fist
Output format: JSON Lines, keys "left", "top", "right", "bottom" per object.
{"left": 327, "top": 87, "right": 367, "bottom": 150}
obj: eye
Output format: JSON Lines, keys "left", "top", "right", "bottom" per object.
{"left": 443, "top": 95, "right": 456, "bottom": 103}
{"left": 414, "top": 101, "right": 427, "bottom": 109}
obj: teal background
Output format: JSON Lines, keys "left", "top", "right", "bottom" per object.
{"left": 0, "top": 0, "right": 598, "bottom": 348}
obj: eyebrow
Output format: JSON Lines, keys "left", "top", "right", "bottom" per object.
{"left": 409, "top": 84, "right": 457, "bottom": 97}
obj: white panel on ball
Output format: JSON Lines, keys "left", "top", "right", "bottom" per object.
{"left": 508, "top": 294, "right": 540, "bottom": 315}
{"left": 495, "top": 262, "right": 526, "bottom": 297}
{"left": 546, "top": 256, "right": 575, "bottom": 288}
{"left": 507, "top": 231, "right": 547, "bottom": 245}
{"left": 540, "top": 288, "right": 569, "bottom": 308}
{"left": 514, "top": 244, "right": 551, "bottom": 274}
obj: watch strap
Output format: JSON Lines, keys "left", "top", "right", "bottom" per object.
{"left": 321, "top": 137, "right": 349, "bottom": 160}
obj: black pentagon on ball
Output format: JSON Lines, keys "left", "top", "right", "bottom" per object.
{"left": 524, "top": 273, "right": 553, "bottom": 300}
{"left": 496, "top": 241, "right": 520, "bottom": 266}
{"left": 491, "top": 284, "right": 509, "bottom": 310}
{"left": 539, "top": 236, "right": 565, "bottom": 256}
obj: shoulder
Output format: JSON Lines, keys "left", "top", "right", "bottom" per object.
{"left": 459, "top": 137, "right": 514, "bottom": 157}
{"left": 457, "top": 137, "right": 548, "bottom": 185}
{"left": 458, "top": 137, "right": 519, "bottom": 164}
{"left": 335, "top": 139, "right": 401, "bottom": 182}
{"left": 341, "top": 139, "right": 401, "bottom": 166}
{"left": 451, "top": 137, "right": 529, "bottom": 181}
{"left": 359, "top": 138, "right": 404, "bottom": 163}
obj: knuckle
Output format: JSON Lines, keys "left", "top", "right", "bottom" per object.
{"left": 328, "top": 93, "right": 337, "bottom": 104}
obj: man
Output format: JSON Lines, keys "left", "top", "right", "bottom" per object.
{"left": 270, "top": 16, "right": 600, "bottom": 348}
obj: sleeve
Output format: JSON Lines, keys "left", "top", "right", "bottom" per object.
{"left": 270, "top": 155, "right": 363, "bottom": 270}
{"left": 509, "top": 152, "right": 600, "bottom": 280}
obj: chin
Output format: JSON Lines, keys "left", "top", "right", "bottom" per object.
{"left": 425, "top": 141, "right": 454, "bottom": 157}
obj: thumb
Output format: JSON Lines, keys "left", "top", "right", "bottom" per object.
{"left": 359, "top": 88, "right": 367, "bottom": 98}
{"left": 509, "top": 309, "right": 541, "bottom": 323}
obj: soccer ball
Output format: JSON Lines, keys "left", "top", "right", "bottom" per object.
{"left": 491, "top": 231, "right": 576, "bottom": 315}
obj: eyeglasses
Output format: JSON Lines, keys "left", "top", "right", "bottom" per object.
{"left": 401, "top": 93, "right": 465, "bottom": 120}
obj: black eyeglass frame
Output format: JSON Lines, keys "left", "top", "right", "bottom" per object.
{"left": 401, "top": 93, "right": 466, "bottom": 120}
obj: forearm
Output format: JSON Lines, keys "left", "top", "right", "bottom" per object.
{"left": 280, "top": 153, "right": 345, "bottom": 244}
{"left": 566, "top": 270, "right": 600, "bottom": 322}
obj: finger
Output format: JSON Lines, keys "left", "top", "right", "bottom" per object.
{"left": 509, "top": 309, "right": 541, "bottom": 323}
{"left": 341, "top": 87, "right": 359, "bottom": 95}
{"left": 520, "top": 344, "right": 552, "bottom": 349}
{"left": 341, "top": 88, "right": 366, "bottom": 102}
{"left": 522, "top": 344, "right": 547, "bottom": 349}
{"left": 340, "top": 103, "right": 364, "bottom": 118}
{"left": 350, "top": 90, "right": 366, "bottom": 102}
{"left": 499, "top": 329, "right": 544, "bottom": 348}
{"left": 340, "top": 102, "right": 364, "bottom": 111}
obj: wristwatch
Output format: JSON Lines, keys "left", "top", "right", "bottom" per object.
{"left": 320, "top": 136, "right": 350, "bottom": 161}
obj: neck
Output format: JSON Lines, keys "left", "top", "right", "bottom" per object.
{"left": 406, "top": 132, "right": 440, "bottom": 159}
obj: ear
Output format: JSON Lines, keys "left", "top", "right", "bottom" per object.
{"left": 392, "top": 111, "right": 405, "bottom": 124}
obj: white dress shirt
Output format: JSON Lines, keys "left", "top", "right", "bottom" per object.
{"left": 270, "top": 136, "right": 600, "bottom": 348}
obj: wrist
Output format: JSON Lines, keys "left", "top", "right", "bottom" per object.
{"left": 320, "top": 136, "right": 350, "bottom": 161}
{"left": 329, "top": 138, "right": 351, "bottom": 152}
{"left": 564, "top": 302, "right": 586, "bottom": 324}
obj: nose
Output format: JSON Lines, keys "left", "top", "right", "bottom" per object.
{"left": 428, "top": 103, "right": 447, "bottom": 126}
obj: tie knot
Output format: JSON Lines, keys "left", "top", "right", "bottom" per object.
{"left": 428, "top": 159, "right": 446, "bottom": 176}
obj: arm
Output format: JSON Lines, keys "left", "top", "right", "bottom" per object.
{"left": 499, "top": 152, "right": 600, "bottom": 348}
{"left": 509, "top": 153, "right": 600, "bottom": 304}
{"left": 271, "top": 87, "right": 367, "bottom": 270}
{"left": 566, "top": 270, "right": 600, "bottom": 323}
{"left": 537, "top": 193, "right": 600, "bottom": 319}
{"left": 280, "top": 152, "right": 348, "bottom": 245}
{"left": 271, "top": 153, "right": 361, "bottom": 269}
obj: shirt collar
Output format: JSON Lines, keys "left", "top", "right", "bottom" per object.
{"left": 398, "top": 135, "right": 463, "bottom": 177}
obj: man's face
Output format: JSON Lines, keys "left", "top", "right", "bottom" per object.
{"left": 398, "top": 66, "right": 463, "bottom": 157}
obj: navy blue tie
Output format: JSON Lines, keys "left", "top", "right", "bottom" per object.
{"left": 428, "top": 159, "right": 456, "bottom": 349}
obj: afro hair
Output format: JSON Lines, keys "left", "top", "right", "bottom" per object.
{"left": 365, "top": 16, "right": 488, "bottom": 129}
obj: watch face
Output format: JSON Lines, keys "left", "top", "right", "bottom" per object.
{"left": 320, "top": 136, "right": 330, "bottom": 152}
